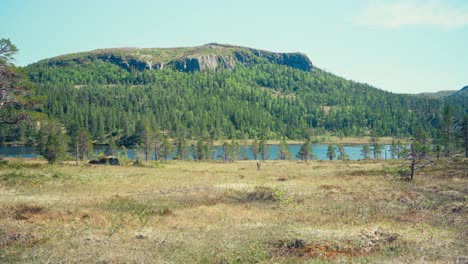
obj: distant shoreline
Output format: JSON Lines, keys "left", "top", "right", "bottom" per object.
{"left": 0, "top": 136, "right": 408, "bottom": 148}
{"left": 210, "top": 136, "right": 407, "bottom": 146}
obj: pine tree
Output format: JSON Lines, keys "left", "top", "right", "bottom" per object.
{"left": 75, "top": 128, "right": 93, "bottom": 160}
{"left": 153, "top": 131, "right": 162, "bottom": 161}
{"left": 442, "top": 105, "right": 454, "bottom": 157}
{"left": 251, "top": 138, "right": 259, "bottom": 160}
{"left": 240, "top": 139, "right": 249, "bottom": 160}
{"left": 405, "top": 125, "right": 430, "bottom": 180}
{"left": 143, "top": 125, "right": 153, "bottom": 161}
{"left": 229, "top": 139, "right": 240, "bottom": 161}
{"left": 176, "top": 137, "right": 187, "bottom": 160}
{"left": 192, "top": 138, "right": 209, "bottom": 161}
{"left": 259, "top": 138, "right": 269, "bottom": 161}
{"left": 326, "top": 144, "right": 336, "bottom": 160}
{"left": 106, "top": 139, "right": 118, "bottom": 156}
{"left": 297, "top": 140, "right": 313, "bottom": 162}
{"left": 337, "top": 144, "right": 349, "bottom": 160}
{"left": 277, "top": 138, "right": 292, "bottom": 160}
{"left": 222, "top": 141, "right": 229, "bottom": 162}
{"left": 390, "top": 140, "right": 397, "bottom": 159}
{"left": 361, "top": 145, "right": 371, "bottom": 160}
{"left": 160, "top": 136, "right": 173, "bottom": 161}
{"left": 41, "top": 120, "right": 68, "bottom": 164}
{"left": 370, "top": 133, "right": 382, "bottom": 159}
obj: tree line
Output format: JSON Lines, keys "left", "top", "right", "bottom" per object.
{"left": 4, "top": 57, "right": 457, "bottom": 144}
{"left": 1, "top": 38, "right": 467, "bottom": 164}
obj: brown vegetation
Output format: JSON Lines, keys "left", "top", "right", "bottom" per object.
{"left": 0, "top": 158, "right": 466, "bottom": 263}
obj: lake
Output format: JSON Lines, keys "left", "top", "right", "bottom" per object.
{"left": 0, "top": 144, "right": 396, "bottom": 161}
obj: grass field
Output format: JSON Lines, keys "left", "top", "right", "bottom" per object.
{"left": 0, "top": 158, "right": 466, "bottom": 263}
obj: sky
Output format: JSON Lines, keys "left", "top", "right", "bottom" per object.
{"left": 1, "top": 0, "right": 467, "bottom": 94}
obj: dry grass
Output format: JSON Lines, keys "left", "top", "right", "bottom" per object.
{"left": 0, "top": 158, "right": 466, "bottom": 263}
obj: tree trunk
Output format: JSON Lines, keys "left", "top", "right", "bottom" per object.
{"left": 465, "top": 119, "right": 468, "bottom": 158}
{"left": 410, "top": 159, "right": 415, "bottom": 180}
{"left": 75, "top": 143, "right": 79, "bottom": 166}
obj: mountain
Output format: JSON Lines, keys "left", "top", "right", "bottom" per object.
{"left": 33, "top": 43, "right": 313, "bottom": 74}
{"left": 447, "top": 86, "right": 468, "bottom": 98}
{"left": 16, "top": 44, "right": 454, "bottom": 144}
{"left": 418, "top": 90, "right": 457, "bottom": 98}
{"left": 445, "top": 86, "right": 468, "bottom": 120}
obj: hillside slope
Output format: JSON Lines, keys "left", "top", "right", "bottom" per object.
{"left": 32, "top": 43, "right": 313, "bottom": 74}
{"left": 418, "top": 90, "right": 457, "bottom": 98}
{"left": 18, "top": 44, "right": 453, "bottom": 144}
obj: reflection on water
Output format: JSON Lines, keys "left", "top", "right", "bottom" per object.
{"left": 0, "top": 144, "right": 395, "bottom": 161}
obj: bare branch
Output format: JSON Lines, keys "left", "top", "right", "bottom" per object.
{"left": 0, "top": 114, "right": 28, "bottom": 125}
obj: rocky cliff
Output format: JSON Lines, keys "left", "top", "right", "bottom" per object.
{"left": 37, "top": 43, "right": 313, "bottom": 73}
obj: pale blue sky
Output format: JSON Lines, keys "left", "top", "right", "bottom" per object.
{"left": 1, "top": 0, "right": 467, "bottom": 94}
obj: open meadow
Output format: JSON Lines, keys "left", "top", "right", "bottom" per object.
{"left": 0, "top": 158, "right": 467, "bottom": 263}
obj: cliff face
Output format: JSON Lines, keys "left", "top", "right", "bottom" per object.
{"left": 170, "top": 54, "right": 237, "bottom": 72}
{"left": 236, "top": 49, "right": 312, "bottom": 71}
{"left": 37, "top": 43, "right": 314, "bottom": 73}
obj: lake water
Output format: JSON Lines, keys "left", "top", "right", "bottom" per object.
{"left": 0, "top": 144, "right": 395, "bottom": 161}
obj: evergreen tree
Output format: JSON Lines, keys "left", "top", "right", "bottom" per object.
{"left": 251, "top": 138, "right": 259, "bottom": 160}
{"left": 75, "top": 128, "right": 93, "bottom": 160}
{"left": 326, "top": 144, "right": 336, "bottom": 160}
{"left": 337, "top": 144, "right": 348, "bottom": 160}
{"left": 176, "top": 137, "right": 187, "bottom": 160}
{"left": 143, "top": 124, "right": 153, "bottom": 161}
{"left": 202, "top": 139, "right": 211, "bottom": 160}
{"left": 222, "top": 141, "right": 229, "bottom": 162}
{"left": 160, "top": 136, "right": 173, "bottom": 161}
{"left": 361, "top": 145, "right": 371, "bottom": 160}
{"left": 193, "top": 138, "right": 210, "bottom": 161}
{"left": 297, "top": 140, "right": 313, "bottom": 161}
{"left": 153, "top": 131, "right": 162, "bottom": 161}
{"left": 14, "top": 47, "right": 458, "bottom": 145}
{"left": 240, "top": 139, "right": 249, "bottom": 160}
{"left": 441, "top": 105, "right": 454, "bottom": 157}
{"left": 259, "top": 138, "right": 269, "bottom": 161}
{"left": 413, "top": 125, "right": 430, "bottom": 159}
{"left": 390, "top": 140, "right": 397, "bottom": 159}
{"left": 106, "top": 138, "right": 118, "bottom": 156}
{"left": 370, "top": 134, "right": 382, "bottom": 159}
{"left": 228, "top": 139, "right": 240, "bottom": 161}
{"left": 191, "top": 142, "right": 197, "bottom": 161}
{"left": 41, "top": 120, "right": 68, "bottom": 164}
{"left": 405, "top": 125, "right": 430, "bottom": 180}
{"left": 277, "top": 138, "right": 292, "bottom": 160}
{"left": 118, "top": 145, "right": 128, "bottom": 160}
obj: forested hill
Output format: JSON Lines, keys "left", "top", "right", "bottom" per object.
{"left": 22, "top": 44, "right": 457, "bottom": 144}
{"left": 29, "top": 43, "right": 313, "bottom": 75}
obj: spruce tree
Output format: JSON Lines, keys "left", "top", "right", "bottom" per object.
{"left": 441, "top": 105, "right": 454, "bottom": 157}
{"left": 361, "top": 145, "right": 371, "bottom": 160}
{"left": 327, "top": 144, "right": 336, "bottom": 160}
{"left": 297, "top": 140, "right": 313, "bottom": 162}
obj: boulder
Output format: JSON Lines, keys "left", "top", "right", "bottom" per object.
{"left": 89, "top": 156, "right": 119, "bottom": 165}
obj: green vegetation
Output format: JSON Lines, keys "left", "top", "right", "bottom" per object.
{"left": 27, "top": 63, "right": 448, "bottom": 142}
{"left": 1, "top": 39, "right": 467, "bottom": 263}
{"left": 0, "top": 158, "right": 466, "bottom": 262}
{"left": 2, "top": 44, "right": 465, "bottom": 147}
{"left": 0, "top": 43, "right": 466, "bottom": 162}
{"left": 297, "top": 139, "right": 314, "bottom": 161}
{"left": 0, "top": 38, "right": 45, "bottom": 126}
{"left": 327, "top": 144, "right": 336, "bottom": 160}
